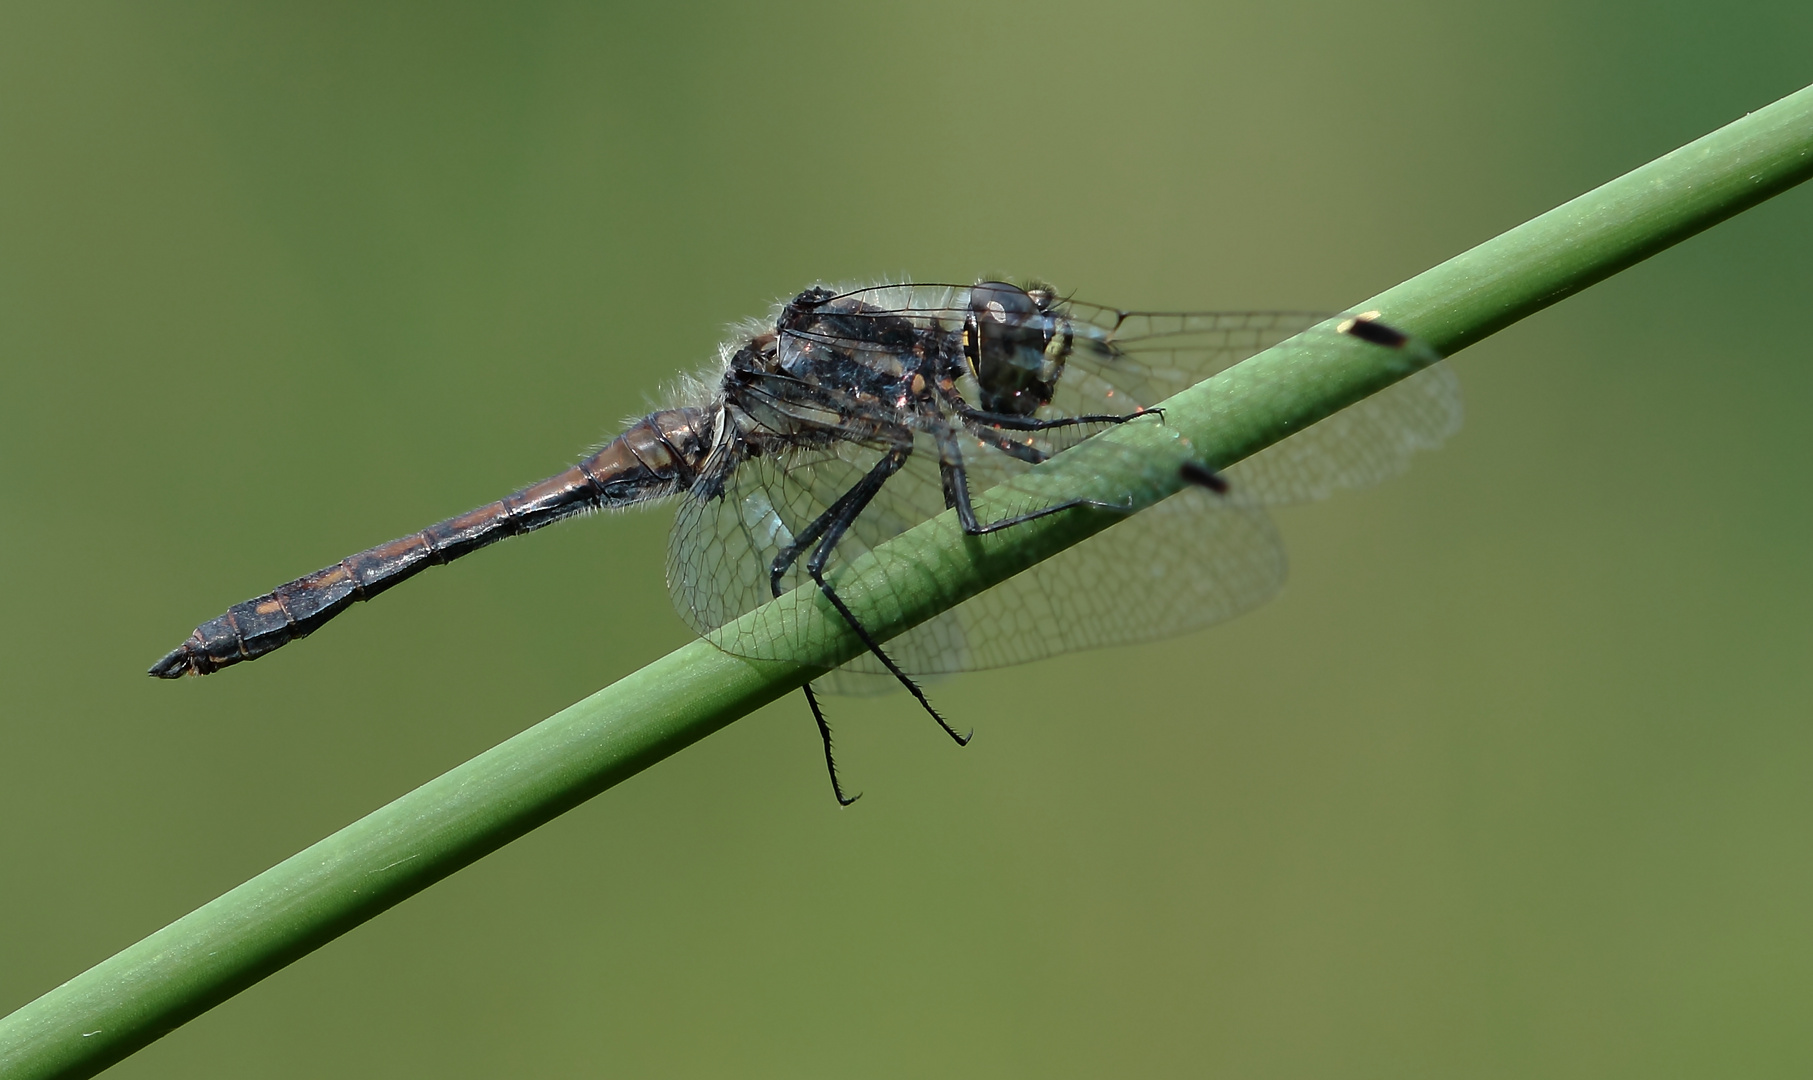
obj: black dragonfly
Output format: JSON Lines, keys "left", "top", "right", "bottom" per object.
{"left": 152, "top": 281, "right": 1460, "bottom": 802}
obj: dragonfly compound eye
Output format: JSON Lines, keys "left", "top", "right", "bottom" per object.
{"left": 967, "top": 282, "right": 1060, "bottom": 416}
{"left": 969, "top": 281, "right": 1038, "bottom": 326}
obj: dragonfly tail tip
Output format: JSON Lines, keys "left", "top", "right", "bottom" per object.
{"left": 148, "top": 646, "right": 198, "bottom": 678}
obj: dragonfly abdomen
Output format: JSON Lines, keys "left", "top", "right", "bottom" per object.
{"left": 148, "top": 407, "right": 715, "bottom": 678}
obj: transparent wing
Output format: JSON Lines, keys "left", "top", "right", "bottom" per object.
{"left": 858, "top": 470, "right": 1289, "bottom": 680}
{"left": 663, "top": 427, "right": 979, "bottom": 674}
{"left": 1223, "top": 362, "right": 1462, "bottom": 503}
{"left": 1054, "top": 303, "right": 1464, "bottom": 502}
{"left": 794, "top": 288, "right": 1463, "bottom": 498}
{"left": 670, "top": 445, "right": 867, "bottom": 657}
{"left": 668, "top": 287, "right": 1462, "bottom": 692}
{"left": 811, "top": 286, "right": 1339, "bottom": 426}
{"left": 1055, "top": 305, "right": 1333, "bottom": 413}
{"left": 666, "top": 421, "right": 1287, "bottom": 691}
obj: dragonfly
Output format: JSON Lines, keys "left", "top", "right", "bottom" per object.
{"left": 151, "top": 281, "right": 1460, "bottom": 803}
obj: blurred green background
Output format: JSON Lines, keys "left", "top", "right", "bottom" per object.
{"left": 3, "top": 2, "right": 1811, "bottom": 1076}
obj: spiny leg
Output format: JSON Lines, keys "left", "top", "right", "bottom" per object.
{"left": 940, "top": 398, "right": 1191, "bottom": 532}
{"left": 802, "top": 682, "right": 860, "bottom": 806}
{"left": 936, "top": 429, "right": 994, "bottom": 532}
{"left": 944, "top": 420, "right": 1150, "bottom": 536}
{"left": 965, "top": 425, "right": 1049, "bottom": 466}
{"left": 798, "top": 444, "right": 971, "bottom": 747}
{"left": 767, "top": 447, "right": 893, "bottom": 598}
{"left": 767, "top": 468, "right": 895, "bottom": 805}
{"left": 955, "top": 404, "right": 1164, "bottom": 431}
{"left": 768, "top": 492, "right": 863, "bottom": 803}
{"left": 762, "top": 441, "right": 963, "bottom": 794}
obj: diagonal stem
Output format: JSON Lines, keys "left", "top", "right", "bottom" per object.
{"left": 5, "top": 82, "right": 1812, "bottom": 1080}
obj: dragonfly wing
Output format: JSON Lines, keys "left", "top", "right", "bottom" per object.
{"left": 670, "top": 444, "right": 872, "bottom": 662}
{"left": 870, "top": 485, "right": 1286, "bottom": 677}
{"left": 1055, "top": 307, "right": 1462, "bottom": 504}
{"left": 1222, "top": 361, "right": 1462, "bottom": 504}
{"left": 848, "top": 350, "right": 1458, "bottom": 677}
{"left": 667, "top": 434, "right": 972, "bottom": 674}
{"left": 1053, "top": 307, "right": 1332, "bottom": 411}
{"left": 755, "top": 422, "right": 1289, "bottom": 686}
{"left": 669, "top": 290, "right": 1458, "bottom": 690}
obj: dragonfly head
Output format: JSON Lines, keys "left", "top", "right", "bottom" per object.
{"left": 964, "top": 281, "right": 1067, "bottom": 417}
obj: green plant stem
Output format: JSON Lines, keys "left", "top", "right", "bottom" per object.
{"left": 6, "top": 83, "right": 1812, "bottom": 1080}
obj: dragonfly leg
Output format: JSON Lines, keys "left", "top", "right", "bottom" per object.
{"left": 947, "top": 408, "right": 1219, "bottom": 535}
{"left": 767, "top": 433, "right": 913, "bottom": 597}
{"left": 967, "top": 492, "right": 1131, "bottom": 536}
{"left": 955, "top": 404, "right": 1164, "bottom": 431}
{"left": 935, "top": 430, "right": 993, "bottom": 533}
{"left": 963, "top": 426, "right": 1048, "bottom": 465}
{"left": 801, "top": 445, "right": 972, "bottom": 748}
{"left": 768, "top": 494, "right": 845, "bottom": 599}
{"left": 767, "top": 487, "right": 882, "bottom": 806}
{"left": 942, "top": 436, "right": 1144, "bottom": 538}
{"left": 952, "top": 402, "right": 1166, "bottom": 468}
{"left": 802, "top": 682, "right": 861, "bottom": 806}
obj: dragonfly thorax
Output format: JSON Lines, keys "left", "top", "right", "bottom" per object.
{"left": 715, "top": 287, "right": 962, "bottom": 444}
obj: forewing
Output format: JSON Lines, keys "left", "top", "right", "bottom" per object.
{"left": 1222, "top": 362, "right": 1462, "bottom": 503}
{"left": 1052, "top": 307, "right": 1331, "bottom": 415}
{"left": 1056, "top": 305, "right": 1463, "bottom": 504}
